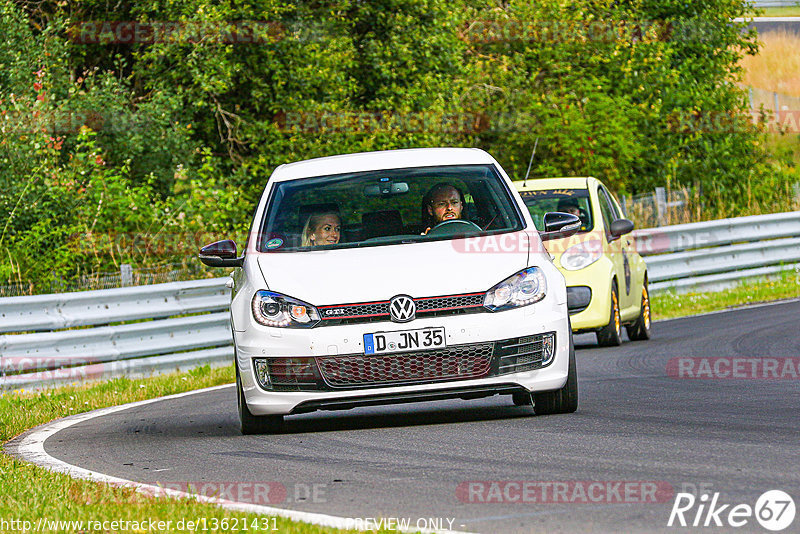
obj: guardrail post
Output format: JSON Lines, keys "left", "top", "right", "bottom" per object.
{"left": 655, "top": 187, "right": 667, "bottom": 226}
{"left": 120, "top": 264, "right": 133, "bottom": 287}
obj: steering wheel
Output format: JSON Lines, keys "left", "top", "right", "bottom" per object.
{"left": 427, "top": 219, "right": 482, "bottom": 236}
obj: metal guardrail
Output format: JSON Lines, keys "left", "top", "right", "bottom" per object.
{"left": 0, "top": 278, "right": 228, "bottom": 334}
{"left": 2, "top": 211, "right": 799, "bottom": 389}
{"left": 1, "top": 278, "right": 232, "bottom": 391}
{"left": 634, "top": 212, "right": 800, "bottom": 293}
{"left": 752, "top": 1, "right": 799, "bottom": 7}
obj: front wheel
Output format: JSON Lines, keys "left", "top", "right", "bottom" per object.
{"left": 533, "top": 333, "right": 578, "bottom": 415}
{"left": 596, "top": 282, "right": 622, "bottom": 347}
{"left": 626, "top": 282, "right": 651, "bottom": 341}
{"left": 237, "top": 367, "right": 283, "bottom": 435}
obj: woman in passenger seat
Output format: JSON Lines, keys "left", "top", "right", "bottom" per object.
{"left": 302, "top": 212, "right": 341, "bottom": 247}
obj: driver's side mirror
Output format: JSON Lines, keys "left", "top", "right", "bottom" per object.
{"left": 539, "top": 212, "right": 581, "bottom": 242}
{"left": 199, "top": 239, "right": 244, "bottom": 267}
{"left": 609, "top": 218, "right": 634, "bottom": 238}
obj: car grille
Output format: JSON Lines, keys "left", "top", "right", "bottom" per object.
{"left": 317, "top": 343, "right": 494, "bottom": 388}
{"left": 317, "top": 292, "right": 485, "bottom": 325}
{"left": 495, "top": 334, "right": 555, "bottom": 375}
{"left": 255, "top": 333, "right": 555, "bottom": 392}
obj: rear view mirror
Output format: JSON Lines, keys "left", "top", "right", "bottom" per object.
{"left": 363, "top": 181, "right": 409, "bottom": 197}
{"left": 539, "top": 212, "right": 581, "bottom": 241}
{"left": 199, "top": 239, "right": 244, "bottom": 267}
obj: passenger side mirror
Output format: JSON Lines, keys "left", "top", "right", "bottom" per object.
{"left": 609, "top": 218, "right": 634, "bottom": 238}
{"left": 539, "top": 212, "right": 581, "bottom": 242}
{"left": 199, "top": 239, "right": 244, "bottom": 267}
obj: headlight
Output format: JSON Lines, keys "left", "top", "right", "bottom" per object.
{"left": 560, "top": 240, "right": 602, "bottom": 271}
{"left": 484, "top": 267, "right": 547, "bottom": 311}
{"left": 251, "top": 291, "right": 320, "bottom": 328}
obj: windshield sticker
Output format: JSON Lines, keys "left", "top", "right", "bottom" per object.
{"left": 265, "top": 238, "right": 284, "bottom": 249}
{"left": 521, "top": 189, "right": 576, "bottom": 197}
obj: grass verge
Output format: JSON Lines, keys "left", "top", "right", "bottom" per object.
{"left": 746, "top": 6, "right": 800, "bottom": 17}
{"left": 651, "top": 269, "right": 800, "bottom": 320}
{"left": 0, "top": 365, "right": 372, "bottom": 534}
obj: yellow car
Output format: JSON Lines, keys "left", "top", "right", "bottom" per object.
{"left": 515, "top": 177, "right": 650, "bottom": 346}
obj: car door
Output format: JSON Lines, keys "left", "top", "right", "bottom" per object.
{"left": 596, "top": 185, "right": 630, "bottom": 311}
{"left": 598, "top": 185, "right": 636, "bottom": 312}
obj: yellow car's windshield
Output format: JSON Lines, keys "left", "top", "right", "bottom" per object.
{"left": 519, "top": 189, "right": 594, "bottom": 232}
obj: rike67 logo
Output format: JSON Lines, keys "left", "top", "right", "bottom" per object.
{"left": 668, "top": 490, "right": 796, "bottom": 531}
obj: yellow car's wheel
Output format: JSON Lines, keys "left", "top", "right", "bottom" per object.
{"left": 626, "top": 282, "right": 651, "bottom": 341}
{"left": 596, "top": 282, "right": 622, "bottom": 347}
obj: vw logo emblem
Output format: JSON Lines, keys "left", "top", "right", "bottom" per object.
{"left": 389, "top": 295, "right": 416, "bottom": 323}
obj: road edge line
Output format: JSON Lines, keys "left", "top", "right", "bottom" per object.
{"left": 4, "top": 384, "right": 469, "bottom": 534}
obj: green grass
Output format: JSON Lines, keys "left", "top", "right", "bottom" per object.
{"left": 0, "top": 365, "right": 378, "bottom": 534}
{"left": 652, "top": 268, "right": 800, "bottom": 320}
{"left": 746, "top": 6, "right": 800, "bottom": 17}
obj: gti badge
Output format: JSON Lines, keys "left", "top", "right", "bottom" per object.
{"left": 389, "top": 295, "right": 416, "bottom": 323}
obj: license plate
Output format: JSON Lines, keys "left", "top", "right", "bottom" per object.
{"left": 364, "top": 327, "right": 446, "bottom": 355}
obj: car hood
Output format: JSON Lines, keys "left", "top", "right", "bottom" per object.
{"left": 256, "top": 234, "right": 532, "bottom": 305}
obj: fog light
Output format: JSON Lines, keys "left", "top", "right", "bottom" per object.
{"left": 253, "top": 358, "right": 271, "bottom": 389}
{"left": 541, "top": 333, "right": 556, "bottom": 365}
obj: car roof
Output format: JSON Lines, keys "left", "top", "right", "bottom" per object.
{"left": 513, "top": 177, "right": 598, "bottom": 191}
{"left": 269, "top": 147, "right": 497, "bottom": 182}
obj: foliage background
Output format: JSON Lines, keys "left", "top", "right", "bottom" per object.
{"left": 1, "top": 0, "right": 797, "bottom": 292}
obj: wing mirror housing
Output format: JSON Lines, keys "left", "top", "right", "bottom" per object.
{"left": 609, "top": 218, "right": 635, "bottom": 238}
{"left": 199, "top": 239, "right": 244, "bottom": 267}
{"left": 539, "top": 212, "right": 581, "bottom": 242}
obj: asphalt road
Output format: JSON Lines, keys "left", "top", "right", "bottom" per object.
{"left": 10, "top": 300, "right": 800, "bottom": 533}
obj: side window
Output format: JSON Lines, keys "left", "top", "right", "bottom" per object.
{"left": 600, "top": 186, "right": 622, "bottom": 220}
{"left": 596, "top": 186, "right": 616, "bottom": 240}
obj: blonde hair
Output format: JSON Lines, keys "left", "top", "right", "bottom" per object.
{"left": 301, "top": 212, "right": 341, "bottom": 247}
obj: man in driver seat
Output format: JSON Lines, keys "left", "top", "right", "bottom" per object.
{"left": 421, "top": 183, "right": 465, "bottom": 235}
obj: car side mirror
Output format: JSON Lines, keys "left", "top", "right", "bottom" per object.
{"left": 539, "top": 212, "right": 581, "bottom": 242}
{"left": 609, "top": 218, "right": 634, "bottom": 238}
{"left": 199, "top": 239, "right": 244, "bottom": 267}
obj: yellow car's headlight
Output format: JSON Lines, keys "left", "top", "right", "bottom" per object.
{"left": 560, "top": 240, "right": 602, "bottom": 271}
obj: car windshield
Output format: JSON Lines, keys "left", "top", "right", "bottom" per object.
{"left": 519, "top": 189, "right": 594, "bottom": 233}
{"left": 257, "top": 164, "right": 524, "bottom": 252}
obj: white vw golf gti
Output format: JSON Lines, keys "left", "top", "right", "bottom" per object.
{"left": 199, "top": 148, "right": 581, "bottom": 434}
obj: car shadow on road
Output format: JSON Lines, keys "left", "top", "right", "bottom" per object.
{"left": 278, "top": 398, "right": 540, "bottom": 435}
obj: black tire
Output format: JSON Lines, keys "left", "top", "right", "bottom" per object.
{"left": 237, "top": 367, "right": 283, "bottom": 435}
{"left": 533, "top": 333, "right": 578, "bottom": 415}
{"left": 596, "top": 281, "right": 622, "bottom": 347}
{"left": 626, "top": 281, "right": 651, "bottom": 341}
{"left": 512, "top": 391, "right": 532, "bottom": 406}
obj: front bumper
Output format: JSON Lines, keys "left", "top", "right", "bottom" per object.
{"left": 235, "top": 303, "right": 571, "bottom": 415}
{"left": 557, "top": 256, "right": 614, "bottom": 332}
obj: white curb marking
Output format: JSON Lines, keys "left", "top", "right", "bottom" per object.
{"left": 5, "top": 384, "right": 469, "bottom": 534}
